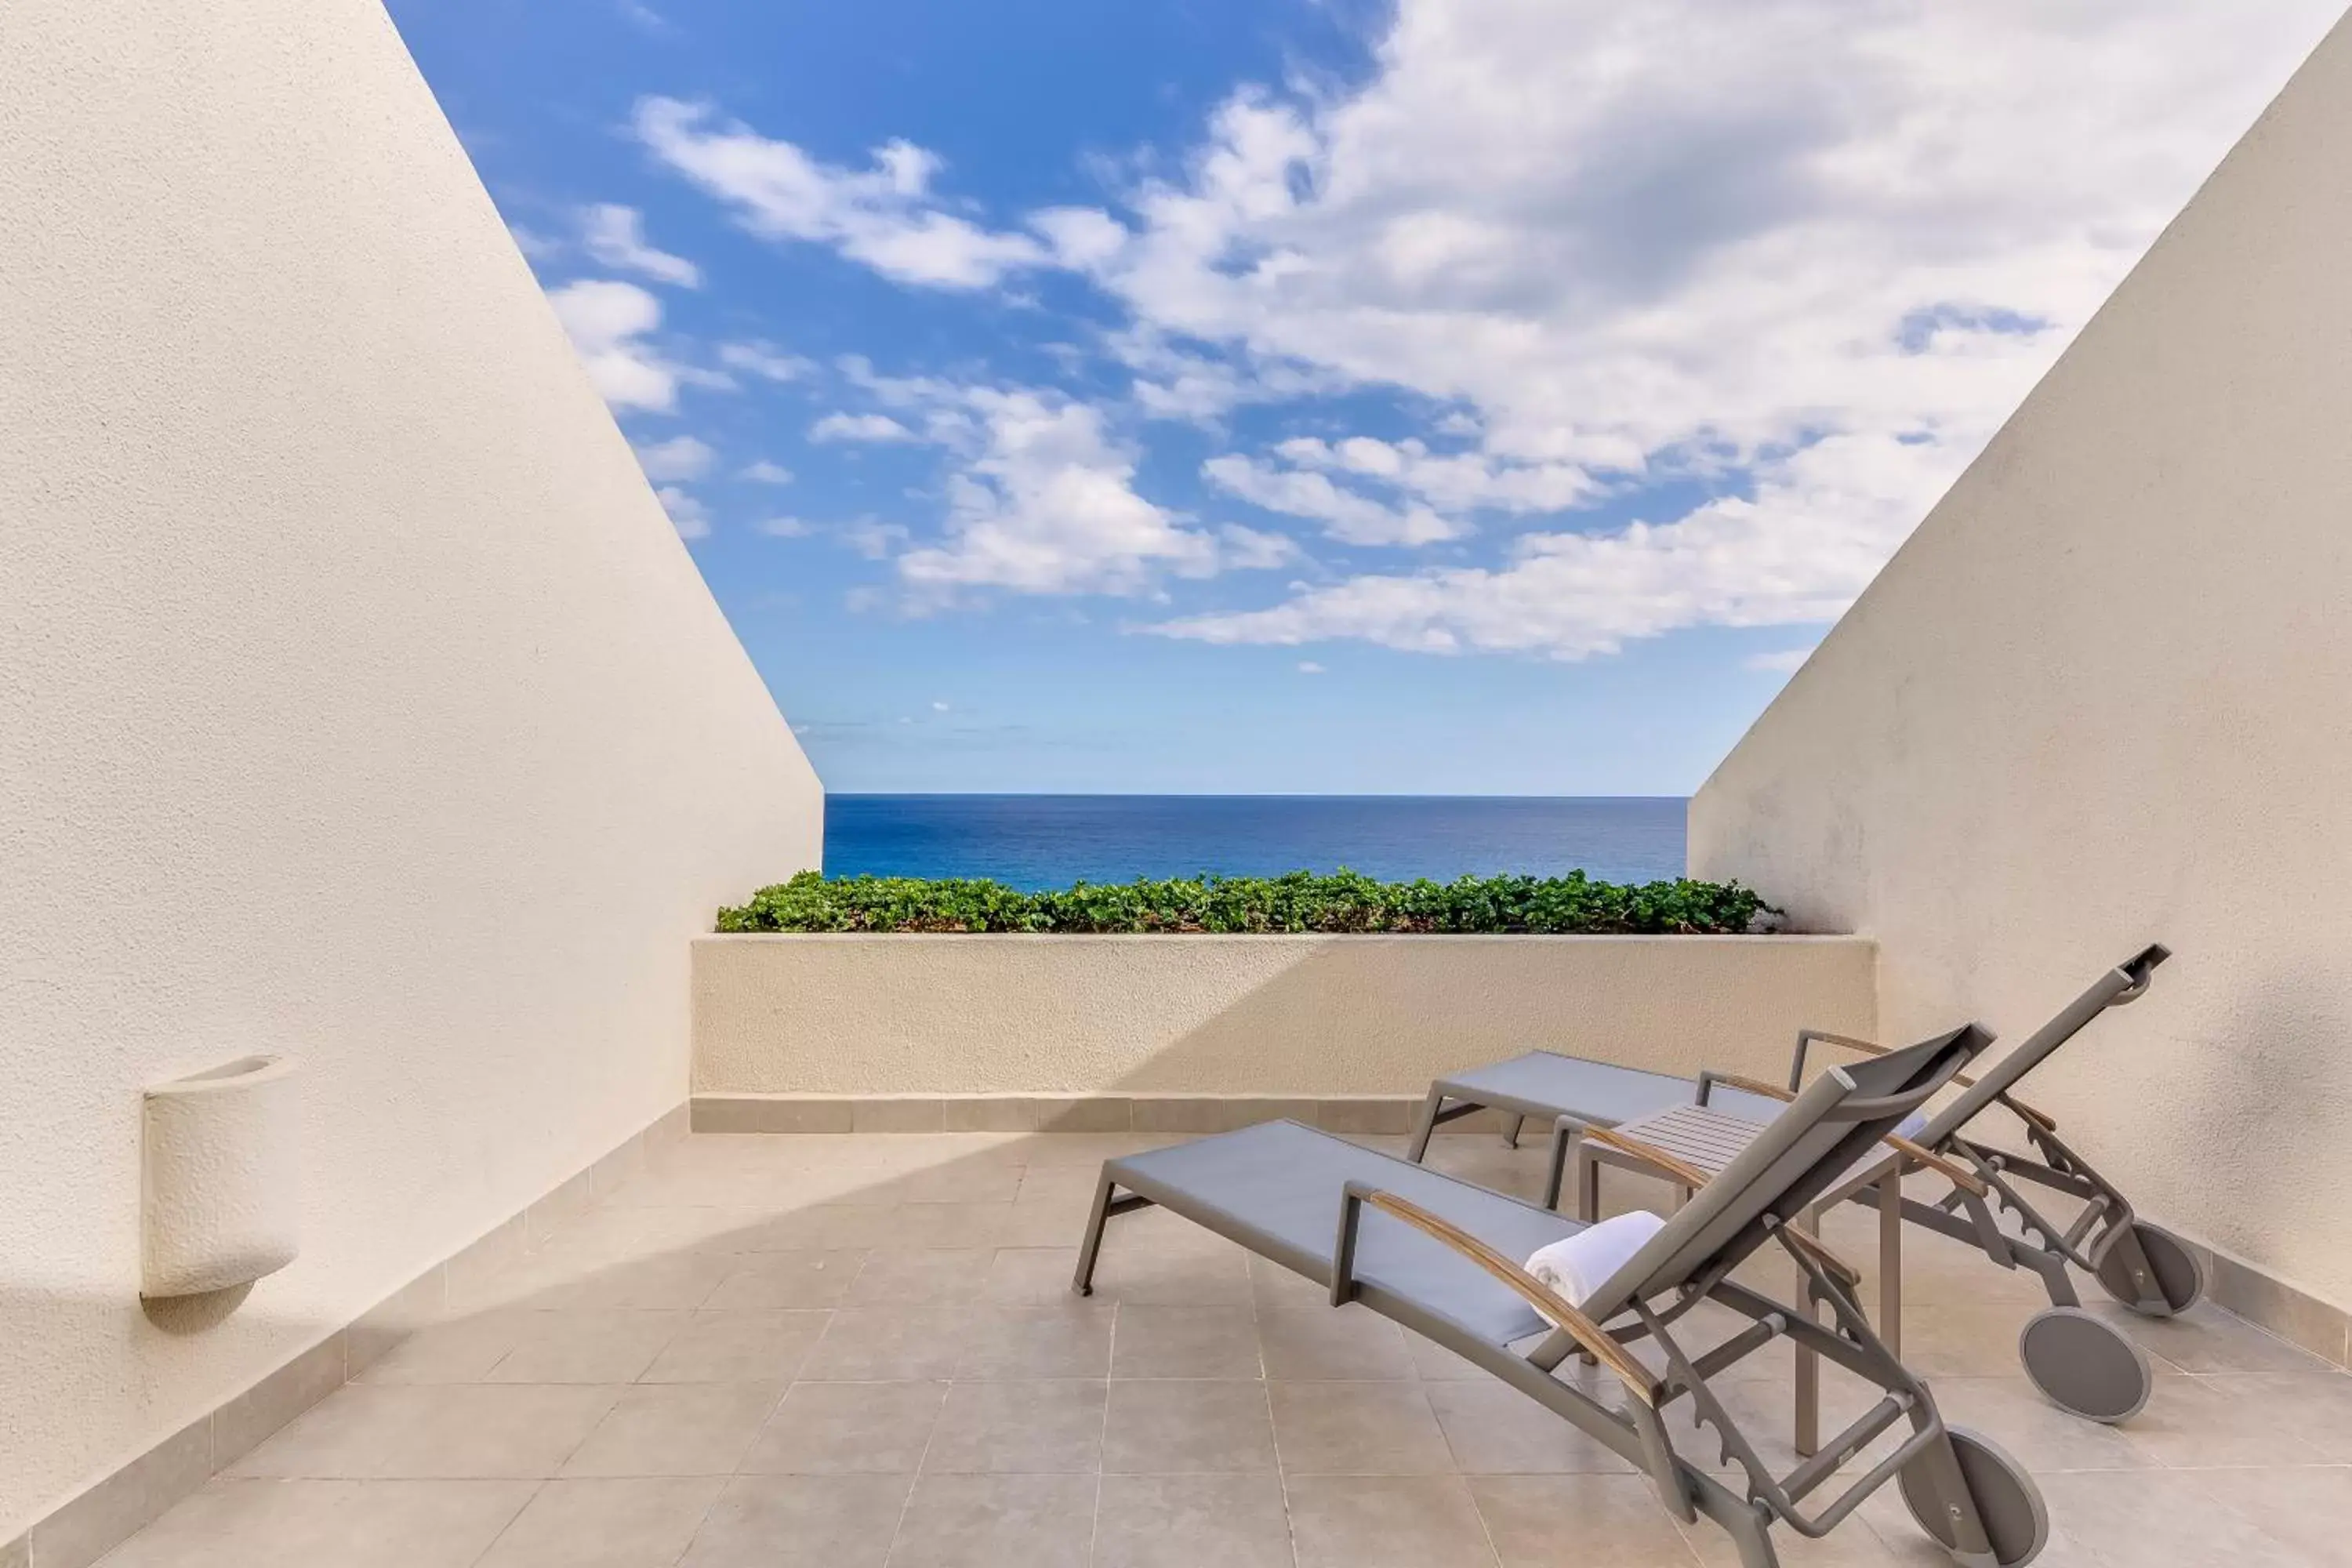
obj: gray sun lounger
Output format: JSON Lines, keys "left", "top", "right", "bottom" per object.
{"left": 1420, "top": 946, "right": 2184, "bottom": 1426}
{"left": 1076, "top": 1024, "right": 2053, "bottom": 1568}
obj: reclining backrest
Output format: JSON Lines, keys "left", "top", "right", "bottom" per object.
{"left": 1918, "top": 944, "right": 2169, "bottom": 1143}
{"left": 1582, "top": 1022, "right": 1994, "bottom": 1319}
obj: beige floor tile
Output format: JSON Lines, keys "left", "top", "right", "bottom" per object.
{"left": 882, "top": 1202, "right": 1015, "bottom": 1249}
{"left": 632, "top": 1308, "right": 827, "bottom": 1383}
{"left": 802, "top": 1307, "right": 969, "bottom": 1380}
{"left": 890, "top": 1164, "right": 1025, "bottom": 1205}
{"left": 553, "top": 1252, "right": 737, "bottom": 1311}
{"left": 1004, "top": 1197, "right": 1096, "bottom": 1247}
{"left": 846, "top": 1248, "right": 993, "bottom": 1305}
{"left": 1247, "top": 1252, "right": 1330, "bottom": 1310}
{"left": 739, "top": 1204, "right": 902, "bottom": 1250}
{"left": 1259, "top": 1304, "right": 1417, "bottom": 1379}
{"left": 959, "top": 1304, "right": 1116, "bottom": 1377}
{"left": 884, "top": 1472, "right": 1095, "bottom": 1568}
{"left": 2091, "top": 1300, "right": 2335, "bottom": 1375}
{"left": 368, "top": 1385, "right": 626, "bottom": 1478}
{"left": 95, "top": 1479, "right": 534, "bottom": 1568}
{"left": 485, "top": 1311, "right": 687, "bottom": 1384}
{"left": 1284, "top": 1473, "right": 1497, "bottom": 1568}
{"left": 1924, "top": 1376, "right": 2154, "bottom": 1472}
{"left": 1012, "top": 1167, "right": 1105, "bottom": 1208}
{"left": 739, "top": 1380, "right": 948, "bottom": 1473}
{"left": 561, "top": 1381, "right": 784, "bottom": 1476}
{"left": 922, "top": 1379, "right": 1107, "bottom": 1472}
{"left": 703, "top": 1250, "right": 866, "bottom": 1309}
{"left": 1426, "top": 1380, "right": 1635, "bottom": 1474}
{"left": 354, "top": 1310, "right": 525, "bottom": 1385}
{"left": 1093, "top": 1473, "right": 1294, "bottom": 1568}
{"left": 984, "top": 1246, "right": 1082, "bottom": 1305}
{"left": 1086, "top": 1214, "right": 1254, "bottom": 1303}
{"left": 681, "top": 1473, "right": 912, "bottom": 1568}
{"left": 1471, "top": 1473, "right": 1697, "bottom": 1565}
{"left": 1406, "top": 1334, "right": 1505, "bottom": 1382}
{"left": 1112, "top": 1305, "right": 1262, "bottom": 1377}
{"left": 1103, "top": 1379, "right": 1279, "bottom": 1474}
{"left": 475, "top": 1477, "right": 725, "bottom": 1567}
{"left": 2183, "top": 1465, "right": 2352, "bottom": 1566}
{"left": 2038, "top": 1467, "right": 2313, "bottom": 1567}
{"left": 226, "top": 1385, "right": 408, "bottom": 1477}
{"left": 2123, "top": 1369, "right": 2352, "bottom": 1465}
{"left": 1271, "top": 1381, "right": 1457, "bottom": 1475}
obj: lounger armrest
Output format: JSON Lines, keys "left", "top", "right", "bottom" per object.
{"left": 1785, "top": 1028, "right": 1889, "bottom": 1091}
{"left": 1695, "top": 1069, "right": 1795, "bottom": 1106}
{"left": 1335, "top": 1182, "right": 1661, "bottom": 1407}
{"left": 1883, "top": 1134, "right": 1990, "bottom": 1196}
{"left": 1772, "top": 1217, "right": 1864, "bottom": 1290}
{"left": 1573, "top": 1125, "right": 1714, "bottom": 1192}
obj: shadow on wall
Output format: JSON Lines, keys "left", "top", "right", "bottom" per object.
{"left": 689, "top": 935, "right": 1878, "bottom": 1100}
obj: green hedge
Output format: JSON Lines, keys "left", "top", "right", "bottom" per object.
{"left": 715, "top": 869, "right": 1778, "bottom": 935}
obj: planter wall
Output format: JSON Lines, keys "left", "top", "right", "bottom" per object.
{"left": 691, "top": 934, "right": 1876, "bottom": 1099}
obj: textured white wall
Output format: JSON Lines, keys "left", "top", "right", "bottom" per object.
{"left": 0, "top": 0, "right": 820, "bottom": 1531}
{"left": 694, "top": 935, "right": 1876, "bottom": 1095}
{"left": 1692, "top": 18, "right": 2352, "bottom": 1306}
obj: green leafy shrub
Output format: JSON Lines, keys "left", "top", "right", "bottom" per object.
{"left": 715, "top": 869, "right": 1779, "bottom": 935}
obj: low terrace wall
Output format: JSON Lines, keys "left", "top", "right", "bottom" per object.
{"left": 690, "top": 935, "right": 1876, "bottom": 1130}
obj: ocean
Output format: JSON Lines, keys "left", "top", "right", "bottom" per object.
{"left": 822, "top": 795, "right": 1689, "bottom": 889}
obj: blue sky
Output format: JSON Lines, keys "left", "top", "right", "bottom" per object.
{"left": 388, "top": 0, "right": 2336, "bottom": 794}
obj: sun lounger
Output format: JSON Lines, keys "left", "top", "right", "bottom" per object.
{"left": 1075, "top": 1025, "right": 2053, "bottom": 1568}
{"left": 1436, "top": 946, "right": 2183, "bottom": 1425}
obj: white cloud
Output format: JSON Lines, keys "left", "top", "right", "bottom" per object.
{"left": 634, "top": 97, "right": 1050, "bottom": 289}
{"left": 755, "top": 516, "right": 811, "bottom": 537}
{"left": 635, "top": 434, "right": 714, "bottom": 481}
{"left": 718, "top": 340, "right": 812, "bottom": 382}
{"left": 1083, "top": 0, "right": 2340, "bottom": 654}
{"left": 878, "top": 387, "right": 1290, "bottom": 598}
{"left": 931, "top": 700, "right": 952, "bottom": 712}
{"left": 546, "top": 279, "right": 682, "bottom": 412}
{"left": 655, "top": 485, "right": 710, "bottom": 539}
{"left": 580, "top": 204, "right": 701, "bottom": 288}
{"left": 1156, "top": 430, "right": 1950, "bottom": 658}
{"left": 1745, "top": 646, "right": 1817, "bottom": 673}
{"left": 1269, "top": 437, "right": 1593, "bottom": 516}
{"left": 739, "top": 459, "right": 796, "bottom": 484}
{"left": 1202, "top": 453, "right": 1457, "bottom": 546}
{"left": 811, "top": 412, "right": 919, "bottom": 444}
{"left": 1298, "top": 661, "right": 1326, "bottom": 674}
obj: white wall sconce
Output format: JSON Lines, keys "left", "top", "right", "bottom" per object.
{"left": 141, "top": 1055, "right": 301, "bottom": 1298}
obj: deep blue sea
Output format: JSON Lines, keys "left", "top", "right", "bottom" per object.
{"left": 823, "top": 796, "right": 1688, "bottom": 889}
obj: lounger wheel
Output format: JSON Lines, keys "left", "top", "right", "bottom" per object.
{"left": 2093, "top": 1221, "right": 2205, "bottom": 1317}
{"left": 2018, "top": 1306, "right": 2154, "bottom": 1423}
{"left": 1900, "top": 1425, "right": 2049, "bottom": 1567}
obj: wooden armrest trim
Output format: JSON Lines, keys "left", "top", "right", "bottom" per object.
{"left": 1576, "top": 1126, "right": 1714, "bottom": 1192}
{"left": 1776, "top": 1219, "right": 1863, "bottom": 1289}
{"left": 1884, "top": 1134, "right": 1990, "bottom": 1196}
{"left": 1798, "top": 1029, "right": 1889, "bottom": 1058}
{"left": 1360, "top": 1189, "right": 1660, "bottom": 1406}
{"left": 1700, "top": 1071, "right": 1796, "bottom": 1104}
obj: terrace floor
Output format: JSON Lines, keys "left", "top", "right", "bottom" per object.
{"left": 101, "top": 1130, "right": 2352, "bottom": 1567}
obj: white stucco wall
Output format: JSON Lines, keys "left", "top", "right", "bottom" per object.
{"left": 0, "top": 0, "right": 820, "bottom": 1533}
{"left": 1691, "top": 17, "right": 2352, "bottom": 1307}
{"left": 693, "top": 935, "right": 1876, "bottom": 1095}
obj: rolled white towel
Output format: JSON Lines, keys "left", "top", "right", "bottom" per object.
{"left": 1525, "top": 1210, "right": 1666, "bottom": 1308}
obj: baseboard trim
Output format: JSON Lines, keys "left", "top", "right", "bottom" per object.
{"left": 688, "top": 1091, "right": 1489, "bottom": 1138}
{"left": 8, "top": 1102, "right": 691, "bottom": 1568}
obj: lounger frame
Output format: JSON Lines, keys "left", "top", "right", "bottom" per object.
{"left": 1074, "top": 1026, "right": 2019, "bottom": 1568}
